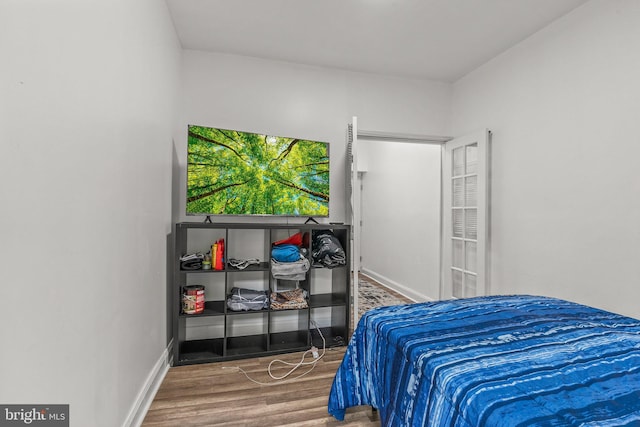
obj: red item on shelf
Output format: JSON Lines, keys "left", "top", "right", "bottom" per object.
{"left": 273, "top": 232, "right": 303, "bottom": 247}
{"left": 215, "top": 239, "right": 224, "bottom": 270}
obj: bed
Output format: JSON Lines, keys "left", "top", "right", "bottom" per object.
{"left": 328, "top": 295, "right": 640, "bottom": 426}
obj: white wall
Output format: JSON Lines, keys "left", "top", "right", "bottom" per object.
{"left": 0, "top": 1, "right": 180, "bottom": 426}
{"left": 451, "top": 0, "right": 640, "bottom": 319}
{"left": 176, "top": 50, "right": 451, "bottom": 224}
{"left": 360, "top": 141, "right": 442, "bottom": 301}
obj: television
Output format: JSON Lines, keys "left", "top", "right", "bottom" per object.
{"left": 186, "top": 125, "right": 330, "bottom": 217}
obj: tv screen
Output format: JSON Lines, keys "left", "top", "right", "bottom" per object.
{"left": 186, "top": 125, "right": 330, "bottom": 217}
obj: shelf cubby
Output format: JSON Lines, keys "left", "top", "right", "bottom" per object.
{"left": 179, "top": 338, "right": 224, "bottom": 363}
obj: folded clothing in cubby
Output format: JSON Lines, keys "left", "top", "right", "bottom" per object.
{"left": 271, "top": 257, "right": 310, "bottom": 281}
{"left": 226, "top": 287, "right": 269, "bottom": 311}
{"left": 270, "top": 288, "right": 308, "bottom": 310}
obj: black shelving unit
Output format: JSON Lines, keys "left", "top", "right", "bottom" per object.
{"left": 172, "top": 222, "right": 350, "bottom": 366}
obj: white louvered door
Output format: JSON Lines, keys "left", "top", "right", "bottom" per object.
{"left": 349, "top": 117, "right": 361, "bottom": 325}
{"left": 442, "top": 130, "right": 490, "bottom": 299}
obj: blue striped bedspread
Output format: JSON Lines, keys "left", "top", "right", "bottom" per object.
{"left": 328, "top": 295, "right": 640, "bottom": 426}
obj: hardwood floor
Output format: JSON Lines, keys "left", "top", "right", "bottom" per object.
{"left": 142, "top": 347, "right": 379, "bottom": 426}
{"left": 143, "top": 277, "right": 411, "bottom": 426}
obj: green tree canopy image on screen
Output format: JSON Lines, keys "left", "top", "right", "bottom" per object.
{"left": 187, "top": 125, "right": 330, "bottom": 216}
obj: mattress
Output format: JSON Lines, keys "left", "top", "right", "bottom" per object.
{"left": 328, "top": 295, "right": 640, "bottom": 426}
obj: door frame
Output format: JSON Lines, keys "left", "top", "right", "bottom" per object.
{"left": 349, "top": 118, "right": 486, "bottom": 326}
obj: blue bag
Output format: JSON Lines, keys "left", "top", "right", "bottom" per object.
{"left": 271, "top": 244, "right": 301, "bottom": 262}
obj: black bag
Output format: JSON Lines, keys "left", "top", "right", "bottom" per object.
{"left": 311, "top": 230, "right": 346, "bottom": 269}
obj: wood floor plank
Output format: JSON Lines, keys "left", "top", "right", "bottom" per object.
{"left": 142, "top": 347, "right": 380, "bottom": 426}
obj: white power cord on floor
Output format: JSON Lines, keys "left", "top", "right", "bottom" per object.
{"left": 222, "top": 320, "right": 326, "bottom": 386}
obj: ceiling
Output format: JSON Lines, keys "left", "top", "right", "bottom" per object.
{"left": 165, "top": 0, "right": 588, "bottom": 82}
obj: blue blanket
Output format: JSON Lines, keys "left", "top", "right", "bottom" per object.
{"left": 328, "top": 295, "right": 640, "bottom": 426}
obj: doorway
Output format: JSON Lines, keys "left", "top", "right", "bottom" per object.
{"left": 348, "top": 117, "right": 490, "bottom": 324}
{"left": 358, "top": 139, "right": 442, "bottom": 302}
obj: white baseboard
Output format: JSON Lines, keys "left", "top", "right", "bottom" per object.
{"left": 360, "top": 268, "right": 433, "bottom": 303}
{"left": 123, "top": 339, "right": 172, "bottom": 427}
